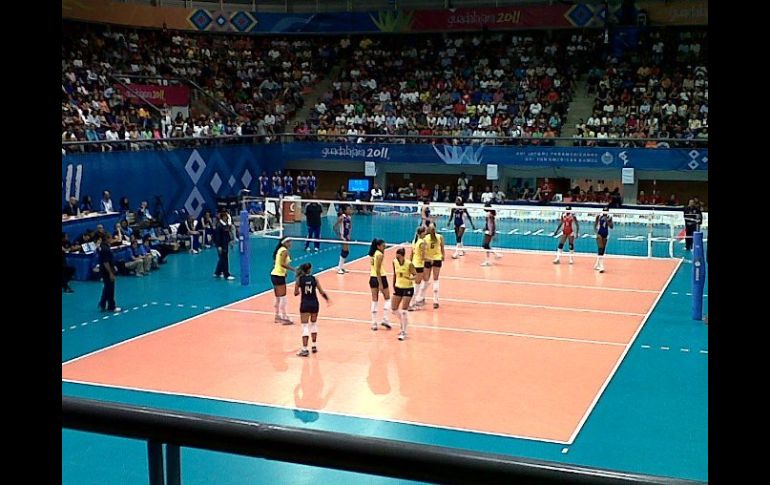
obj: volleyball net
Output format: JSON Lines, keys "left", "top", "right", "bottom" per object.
{"left": 243, "top": 197, "right": 708, "bottom": 259}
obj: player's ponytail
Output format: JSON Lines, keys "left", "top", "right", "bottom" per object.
{"left": 296, "top": 262, "right": 312, "bottom": 277}
{"left": 368, "top": 238, "right": 384, "bottom": 256}
{"left": 413, "top": 226, "right": 426, "bottom": 243}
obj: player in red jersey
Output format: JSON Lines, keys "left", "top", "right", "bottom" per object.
{"left": 553, "top": 206, "right": 580, "bottom": 264}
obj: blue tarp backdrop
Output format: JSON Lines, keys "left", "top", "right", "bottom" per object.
{"left": 62, "top": 143, "right": 707, "bottom": 217}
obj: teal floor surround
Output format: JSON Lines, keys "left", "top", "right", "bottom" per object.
{"left": 63, "top": 215, "right": 708, "bottom": 484}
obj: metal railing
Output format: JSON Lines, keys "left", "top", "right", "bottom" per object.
{"left": 61, "top": 132, "right": 708, "bottom": 152}
{"left": 62, "top": 396, "right": 705, "bottom": 485}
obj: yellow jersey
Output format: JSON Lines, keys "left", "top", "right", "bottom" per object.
{"left": 411, "top": 238, "right": 425, "bottom": 268}
{"left": 423, "top": 233, "right": 444, "bottom": 261}
{"left": 271, "top": 246, "right": 290, "bottom": 276}
{"left": 370, "top": 249, "right": 384, "bottom": 276}
{"left": 393, "top": 258, "right": 414, "bottom": 289}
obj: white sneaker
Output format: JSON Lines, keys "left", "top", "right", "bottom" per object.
{"left": 337, "top": 269, "right": 345, "bottom": 274}
{"left": 452, "top": 254, "right": 459, "bottom": 259}
{"left": 398, "top": 331, "right": 406, "bottom": 341}
{"left": 598, "top": 266, "right": 605, "bottom": 273}
{"left": 480, "top": 261, "right": 491, "bottom": 266}
{"left": 569, "top": 259, "right": 574, "bottom": 265}
{"left": 460, "top": 251, "right": 465, "bottom": 256}
{"left": 305, "top": 247, "right": 311, "bottom": 252}
{"left": 226, "top": 275, "right": 235, "bottom": 280}
{"left": 495, "top": 253, "right": 502, "bottom": 259}
{"left": 371, "top": 323, "right": 378, "bottom": 331}
{"left": 553, "top": 258, "right": 560, "bottom": 264}
{"left": 314, "top": 247, "right": 320, "bottom": 252}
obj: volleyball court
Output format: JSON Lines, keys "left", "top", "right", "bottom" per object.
{"left": 62, "top": 198, "right": 683, "bottom": 444}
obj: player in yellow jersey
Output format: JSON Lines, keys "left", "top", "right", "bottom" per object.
{"left": 422, "top": 225, "right": 445, "bottom": 309}
{"left": 368, "top": 238, "right": 391, "bottom": 331}
{"left": 408, "top": 226, "right": 427, "bottom": 311}
{"left": 392, "top": 247, "right": 416, "bottom": 341}
{"left": 271, "top": 237, "right": 296, "bottom": 324}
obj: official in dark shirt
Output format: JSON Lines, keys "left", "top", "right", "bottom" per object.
{"left": 213, "top": 210, "right": 235, "bottom": 280}
{"left": 304, "top": 202, "right": 323, "bottom": 252}
{"left": 683, "top": 199, "right": 703, "bottom": 251}
{"left": 97, "top": 234, "right": 121, "bottom": 312}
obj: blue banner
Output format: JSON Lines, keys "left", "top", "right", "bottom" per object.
{"left": 62, "top": 142, "right": 707, "bottom": 215}
{"left": 62, "top": 145, "right": 282, "bottom": 220}
{"left": 279, "top": 142, "right": 708, "bottom": 171}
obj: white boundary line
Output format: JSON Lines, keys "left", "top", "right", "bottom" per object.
{"left": 565, "top": 257, "right": 683, "bottom": 444}
{"left": 62, "top": 246, "right": 677, "bottom": 445}
{"left": 61, "top": 251, "right": 378, "bottom": 366}
{"left": 61, "top": 378, "right": 571, "bottom": 445}
{"left": 221, "top": 308, "right": 626, "bottom": 347}
{"left": 340, "top": 269, "right": 659, "bottom": 294}
{"left": 317, "top": 289, "right": 646, "bottom": 317}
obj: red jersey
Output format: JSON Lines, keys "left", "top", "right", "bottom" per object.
{"left": 562, "top": 214, "right": 575, "bottom": 235}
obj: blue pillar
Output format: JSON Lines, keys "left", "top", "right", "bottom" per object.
{"left": 691, "top": 231, "right": 705, "bottom": 320}
{"left": 239, "top": 210, "right": 250, "bottom": 286}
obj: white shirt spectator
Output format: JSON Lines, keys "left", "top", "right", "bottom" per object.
{"left": 481, "top": 191, "right": 495, "bottom": 204}
{"left": 529, "top": 102, "right": 542, "bottom": 116}
{"left": 264, "top": 114, "right": 276, "bottom": 126}
{"left": 370, "top": 187, "right": 383, "bottom": 201}
{"left": 315, "top": 102, "right": 327, "bottom": 114}
{"left": 457, "top": 176, "right": 469, "bottom": 191}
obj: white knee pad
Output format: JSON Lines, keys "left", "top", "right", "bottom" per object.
{"left": 302, "top": 324, "right": 310, "bottom": 337}
{"left": 310, "top": 322, "right": 318, "bottom": 334}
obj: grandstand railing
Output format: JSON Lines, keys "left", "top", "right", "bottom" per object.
{"left": 62, "top": 396, "right": 705, "bottom": 485}
{"left": 61, "top": 133, "right": 708, "bottom": 152}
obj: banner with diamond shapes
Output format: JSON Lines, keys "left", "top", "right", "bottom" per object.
{"left": 62, "top": 144, "right": 706, "bottom": 220}
{"left": 64, "top": 0, "right": 706, "bottom": 34}
{"left": 61, "top": 146, "right": 283, "bottom": 220}
{"left": 278, "top": 143, "right": 708, "bottom": 171}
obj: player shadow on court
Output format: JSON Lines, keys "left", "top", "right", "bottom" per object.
{"left": 264, "top": 329, "right": 292, "bottom": 372}
{"left": 367, "top": 337, "right": 393, "bottom": 395}
{"left": 293, "top": 356, "right": 334, "bottom": 423}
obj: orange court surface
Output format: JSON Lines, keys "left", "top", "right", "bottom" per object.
{"left": 62, "top": 248, "right": 680, "bottom": 445}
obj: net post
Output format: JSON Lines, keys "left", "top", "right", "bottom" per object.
{"left": 646, "top": 213, "right": 653, "bottom": 258}
{"left": 669, "top": 215, "right": 675, "bottom": 258}
{"left": 278, "top": 196, "right": 284, "bottom": 239}
{"left": 691, "top": 231, "right": 705, "bottom": 320}
{"left": 239, "top": 209, "right": 250, "bottom": 286}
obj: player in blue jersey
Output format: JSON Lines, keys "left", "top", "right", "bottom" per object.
{"left": 420, "top": 199, "right": 434, "bottom": 228}
{"left": 258, "top": 171, "right": 270, "bottom": 197}
{"left": 296, "top": 171, "right": 307, "bottom": 195}
{"left": 448, "top": 197, "right": 475, "bottom": 259}
{"left": 594, "top": 206, "right": 614, "bottom": 273}
{"left": 333, "top": 205, "right": 353, "bottom": 274}
{"left": 294, "top": 263, "right": 330, "bottom": 357}
{"left": 283, "top": 171, "right": 294, "bottom": 196}
{"left": 307, "top": 171, "right": 317, "bottom": 197}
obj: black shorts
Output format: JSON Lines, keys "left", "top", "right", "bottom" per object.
{"left": 394, "top": 287, "right": 414, "bottom": 297}
{"left": 414, "top": 266, "right": 424, "bottom": 273}
{"left": 300, "top": 302, "right": 319, "bottom": 314}
{"left": 425, "top": 260, "right": 442, "bottom": 268}
{"left": 271, "top": 274, "right": 286, "bottom": 286}
{"left": 369, "top": 276, "right": 389, "bottom": 289}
